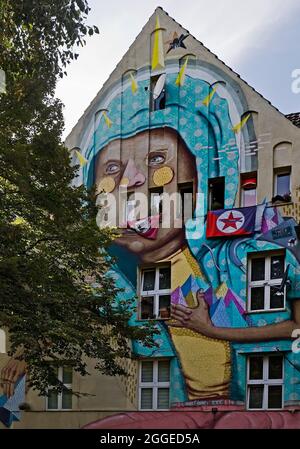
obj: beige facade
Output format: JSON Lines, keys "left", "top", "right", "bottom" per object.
{"left": 13, "top": 358, "right": 138, "bottom": 429}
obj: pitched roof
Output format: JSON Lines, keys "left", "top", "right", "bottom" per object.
{"left": 285, "top": 112, "right": 300, "bottom": 128}
{"left": 66, "top": 6, "right": 299, "bottom": 144}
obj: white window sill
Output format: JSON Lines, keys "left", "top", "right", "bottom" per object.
{"left": 246, "top": 308, "right": 287, "bottom": 314}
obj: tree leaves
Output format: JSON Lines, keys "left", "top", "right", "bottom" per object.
{"left": 0, "top": 0, "right": 157, "bottom": 395}
{"left": 0, "top": 0, "right": 96, "bottom": 80}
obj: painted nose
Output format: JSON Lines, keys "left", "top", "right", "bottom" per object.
{"left": 121, "top": 158, "right": 146, "bottom": 188}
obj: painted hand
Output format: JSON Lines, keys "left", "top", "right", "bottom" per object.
{"left": 1, "top": 357, "right": 26, "bottom": 398}
{"left": 170, "top": 290, "right": 214, "bottom": 336}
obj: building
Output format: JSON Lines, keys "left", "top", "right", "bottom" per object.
{"left": 3, "top": 6, "right": 300, "bottom": 429}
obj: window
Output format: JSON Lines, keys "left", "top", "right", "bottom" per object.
{"left": 178, "top": 182, "right": 193, "bottom": 224}
{"left": 126, "top": 191, "right": 136, "bottom": 222}
{"left": 47, "top": 366, "right": 73, "bottom": 410}
{"left": 150, "top": 75, "right": 166, "bottom": 112}
{"left": 241, "top": 174, "right": 257, "bottom": 207}
{"left": 274, "top": 168, "right": 291, "bottom": 202}
{"left": 140, "top": 266, "right": 171, "bottom": 319}
{"left": 247, "top": 354, "right": 284, "bottom": 410}
{"left": 208, "top": 177, "right": 225, "bottom": 211}
{"left": 248, "top": 252, "right": 286, "bottom": 312}
{"left": 139, "top": 360, "right": 170, "bottom": 410}
{"left": 0, "top": 329, "right": 6, "bottom": 353}
{"left": 149, "top": 187, "right": 163, "bottom": 218}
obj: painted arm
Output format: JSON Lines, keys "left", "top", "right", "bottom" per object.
{"left": 0, "top": 347, "right": 26, "bottom": 397}
{"left": 170, "top": 291, "right": 300, "bottom": 342}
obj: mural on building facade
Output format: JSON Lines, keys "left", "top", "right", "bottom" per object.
{"left": 1, "top": 11, "right": 300, "bottom": 427}
{"left": 75, "top": 13, "right": 300, "bottom": 411}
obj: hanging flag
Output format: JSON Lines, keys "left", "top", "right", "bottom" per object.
{"left": 255, "top": 203, "right": 266, "bottom": 231}
{"left": 102, "top": 111, "right": 113, "bottom": 128}
{"left": 206, "top": 206, "right": 257, "bottom": 238}
{"left": 130, "top": 73, "right": 138, "bottom": 94}
{"left": 74, "top": 149, "right": 87, "bottom": 167}
{"left": 202, "top": 87, "right": 217, "bottom": 107}
{"left": 175, "top": 56, "right": 189, "bottom": 86}
{"left": 152, "top": 15, "right": 165, "bottom": 70}
{"left": 127, "top": 215, "right": 159, "bottom": 240}
{"left": 261, "top": 206, "right": 282, "bottom": 233}
{"left": 232, "top": 113, "right": 251, "bottom": 133}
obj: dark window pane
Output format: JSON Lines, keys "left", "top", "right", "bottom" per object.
{"left": 209, "top": 177, "right": 225, "bottom": 211}
{"left": 158, "top": 361, "right": 170, "bottom": 382}
{"left": 143, "top": 270, "right": 155, "bottom": 291}
{"left": 47, "top": 390, "right": 58, "bottom": 409}
{"left": 270, "top": 287, "right": 284, "bottom": 309}
{"left": 269, "top": 356, "right": 283, "bottom": 380}
{"left": 268, "top": 385, "right": 282, "bottom": 409}
{"left": 151, "top": 75, "right": 166, "bottom": 112}
{"left": 179, "top": 185, "right": 193, "bottom": 222}
{"left": 141, "top": 388, "right": 153, "bottom": 409}
{"left": 159, "top": 267, "right": 171, "bottom": 290}
{"left": 141, "top": 296, "right": 154, "bottom": 319}
{"left": 251, "top": 258, "right": 265, "bottom": 281}
{"left": 157, "top": 388, "right": 169, "bottom": 409}
{"left": 141, "top": 361, "right": 153, "bottom": 382}
{"left": 51, "top": 366, "right": 59, "bottom": 380}
{"left": 277, "top": 174, "right": 290, "bottom": 197}
{"left": 249, "top": 356, "right": 263, "bottom": 380}
{"left": 63, "top": 366, "right": 72, "bottom": 384}
{"left": 62, "top": 389, "right": 72, "bottom": 409}
{"left": 48, "top": 367, "right": 59, "bottom": 391}
{"left": 248, "top": 385, "right": 264, "bottom": 409}
{"left": 250, "top": 287, "right": 265, "bottom": 310}
{"left": 271, "top": 255, "right": 285, "bottom": 280}
{"left": 158, "top": 295, "right": 170, "bottom": 319}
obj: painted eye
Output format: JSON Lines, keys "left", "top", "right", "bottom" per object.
{"left": 106, "top": 162, "right": 120, "bottom": 174}
{"left": 149, "top": 154, "right": 165, "bottom": 166}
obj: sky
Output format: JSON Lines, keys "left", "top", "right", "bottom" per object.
{"left": 55, "top": 0, "right": 300, "bottom": 139}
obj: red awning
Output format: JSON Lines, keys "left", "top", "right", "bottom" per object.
{"left": 242, "top": 177, "right": 257, "bottom": 189}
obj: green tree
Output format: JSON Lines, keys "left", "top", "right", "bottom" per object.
{"left": 0, "top": 0, "right": 156, "bottom": 395}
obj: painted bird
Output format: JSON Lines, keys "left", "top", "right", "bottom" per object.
{"left": 167, "top": 32, "right": 189, "bottom": 53}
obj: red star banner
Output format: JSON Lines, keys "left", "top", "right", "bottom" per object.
{"left": 206, "top": 206, "right": 257, "bottom": 238}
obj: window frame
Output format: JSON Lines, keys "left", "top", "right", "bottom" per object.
{"left": 46, "top": 366, "right": 73, "bottom": 411}
{"left": 208, "top": 176, "right": 225, "bottom": 211}
{"left": 150, "top": 74, "right": 166, "bottom": 112}
{"left": 178, "top": 182, "right": 194, "bottom": 224}
{"left": 247, "top": 251, "right": 286, "bottom": 313}
{"left": 241, "top": 186, "right": 257, "bottom": 207}
{"left": 125, "top": 190, "right": 137, "bottom": 222}
{"left": 148, "top": 187, "right": 163, "bottom": 218}
{"left": 274, "top": 168, "right": 291, "bottom": 199}
{"left": 138, "top": 359, "right": 170, "bottom": 411}
{"left": 246, "top": 354, "right": 284, "bottom": 411}
{"left": 139, "top": 265, "right": 171, "bottom": 320}
{"left": 240, "top": 173, "right": 257, "bottom": 208}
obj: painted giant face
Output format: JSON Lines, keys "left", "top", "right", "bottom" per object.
{"left": 95, "top": 128, "right": 197, "bottom": 263}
